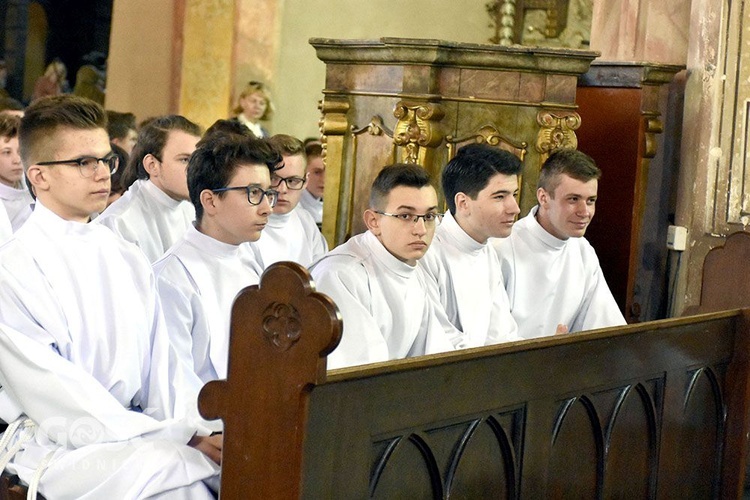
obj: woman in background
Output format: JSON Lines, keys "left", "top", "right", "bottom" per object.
{"left": 232, "top": 81, "right": 273, "bottom": 138}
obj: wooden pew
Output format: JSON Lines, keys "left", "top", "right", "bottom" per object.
{"left": 200, "top": 262, "right": 750, "bottom": 499}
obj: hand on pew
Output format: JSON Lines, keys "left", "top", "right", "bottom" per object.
{"left": 555, "top": 324, "right": 569, "bottom": 335}
{"left": 189, "top": 433, "right": 223, "bottom": 465}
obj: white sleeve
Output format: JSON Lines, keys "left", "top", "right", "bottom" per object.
{"left": 0, "top": 323, "right": 195, "bottom": 445}
{"left": 311, "top": 260, "right": 389, "bottom": 369}
{"left": 570, "top": 250, "right": 627, "bottom": 332}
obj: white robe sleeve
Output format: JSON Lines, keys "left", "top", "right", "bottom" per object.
{"left": 311, "top": 260, "right": 390, "bottom": 369}
{"left": 570, "top": 262, "right": 627, "bottom": 333}
{"left": 0, "top": 324, "right": 195, "bottom": 445}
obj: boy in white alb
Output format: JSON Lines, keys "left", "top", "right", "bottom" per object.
{"left": 153, "top": 135, "right": 280, "bottom": 383}
{"left": 298, "top": 140, "right": 324, "bottom": 227}
{"left": 97, "top": 115, "right": 201, "bottom": 262}
{"left": 421, "top": 144, "right": 522, "bottom": 348}
{"left": 250, "top": 134, "right": 327, "bottom": 268}
{"left": 492, "top": 148, "right": 626, "bottom": 339}
{"left": 0, "top": 95, "right": 220, "bottom": 498}
{"left": 310, "top": 164, "right": 454, "bottom": 369}
{"left": 0, "top": 114, "right": 33, "bottom": 232}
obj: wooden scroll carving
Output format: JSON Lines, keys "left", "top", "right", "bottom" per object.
{"left": 198, "top": 262, "right": 342, "bottom": 499}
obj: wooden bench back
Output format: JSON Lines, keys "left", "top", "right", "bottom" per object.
{"left": 200, "top": 262, "right": 750, "bottom": 499}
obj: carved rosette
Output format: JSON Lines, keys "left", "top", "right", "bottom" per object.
{"left": 535, "top": 111, "right": 581, "bottom": 161}
{"left": 262, "top": 302, "right": 302, "bottom": 351}
{"left": 393, "top": 102, "right": 445, "bottom": 165}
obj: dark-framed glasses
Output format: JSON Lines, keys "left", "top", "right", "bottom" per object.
{"left": 35, "top": 154, "right": 119, "bottom": 178}
{"left": 271, "top": 174, "right": 306, "bottom": 190}
{"left": 374, "top": 211, "right": 443, "bottom": 226}
{"left": 211, "top": 185, "right": 279, "bottom": 207}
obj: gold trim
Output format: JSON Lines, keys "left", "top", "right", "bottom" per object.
{"left": 321, "top": 90, "right": 579, "bottom": 110}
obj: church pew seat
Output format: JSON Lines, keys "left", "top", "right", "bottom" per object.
{"left": 200, "top": 262, "right": 750, "bottom": 499}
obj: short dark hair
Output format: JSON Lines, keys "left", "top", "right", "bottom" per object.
{"left": 538, "top": 148, "right": 601, "bottom": 196}
{"left": 200, "top": 119, "right": 254, "bottom": 145}
{"left": 304, "top": 141, "right": 323, "bottom": 160}
{"left": 119, "top": 115, "right": 202, "bottom": 190}
{"left": 19, "top": 95, "right": 106, "bottom": 167}
{"left": 188, "top": 135, "right": 281, "bottom": 222}
{"left": 370, "top": 164, "right": 433, "bottom": 211}
{"left": 0, "top": 97, "right": 24, "bottom": 113}
{"left": 109, "top": 142, "right": 129, "bottom": 195}
{"left": 0, "top": 113, "right": 20, "bottom": 139}
{"left": 442, "top": 144, "right": 523, "bottom": 215}
{"left": 106, "top": 110, "right": 136, "bottom": 141}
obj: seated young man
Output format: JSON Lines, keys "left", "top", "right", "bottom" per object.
{"left": 0, "top": 95, "right": 220, "bottom": 498}
{"left": 421, "top": 144, "right": 522, "bottom": 348}
{"left": 298, "top": 140, "right": 324, "bottom": 227}
{"left": 97, "top": 115, "right": 201, "bottom": 262}
{"left": 250, "top": 134, "right": 327, "bottom": 268}
{"left": 492, "top": 148, "right": 626, "bottom": 338}
{"left": 0, "top": 114, "right": 33, "bottom": 232}
{"left": 153, "top": 135, "right": 280, "bottom": 383}
{"left": 310, "top": 164, "right": 454, "bottom": 369}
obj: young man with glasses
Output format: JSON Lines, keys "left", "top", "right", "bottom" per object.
{"left": 97, "top": 115, "right": 202, "bottom": 262}
{"left": 310, "top": 164, "right": 454, "bottom": 369}
{"left": 421, "top": 144, "right": 523, "bottom": 349}
{"left": 153, "top": 135, "right": 280, "bottom": 383}
{"left": 0, "top": 95, "right": 221, "bottom": 498}
{"left": 492, "top": 148, "right": 625, "bottom": 338}
{"left": 249, "top": 134, "right": 327, "bottom": 268}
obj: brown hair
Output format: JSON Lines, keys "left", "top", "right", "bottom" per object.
{"left": 267, "top": 134, "right": 304, "bottom": 157}
{"left": 0, "top": 113, "right": 20, "bottom": 139}
{"left": 538, "top": 148, "right": 601, "bottom": 196}
{"left": 19, "top": 95, "right": 106, "bottom": 167}
{"left": 118, "top": 114, "right": 202, "bottom": 190}
{"left": 232, "top": 81, "right": 274, "bottom": 121}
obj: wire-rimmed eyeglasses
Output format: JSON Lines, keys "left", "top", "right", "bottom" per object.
{"left": 211, "top": 185, "right": 279, "bottom": 207}
{"left": 374, "top": 211, "right": 443, "bottom": 226}
{"left": 271, "top": 174, "right": 306, "bottom": 190}
{"left": 35, "top": 154, "right": 119, "bottom": 178}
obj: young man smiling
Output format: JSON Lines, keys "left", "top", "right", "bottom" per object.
{"left": 153, "top": 135, "right": 280, "bottom": 383}
{"left": 421, "top": 144, "right": 522, "bottom": 348}
{"left": 0, "top": 95, "right": 220, "bottom": 498}
{"left": 492, "top": 148, "right": 626, "bottom": 339}
{"left": 310, "top": 164, "right": 454, "bottom": 369}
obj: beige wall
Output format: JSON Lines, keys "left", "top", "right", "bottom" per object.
{"left": 106, "top": 0, "right": 176, "bottom": 121}
{"left": 269, "top": 0, "right": 494, "bottom": 140}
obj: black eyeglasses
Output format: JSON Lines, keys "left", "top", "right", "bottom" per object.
{"left": 270, "top": 174, "right": 306, "bottom": 190}
{"left": 374, "top": 211, "right": 443, "bottom": 226}
{"left": 36, "top": 154, "right": 119, "bottom": 178}
{"left": 211, "top": 185, "right": 279, "bottom": 207}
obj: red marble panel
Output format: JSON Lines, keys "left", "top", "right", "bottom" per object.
{"left": 518, "top": 72, "right": 545, "bottom": 103}
{"left": 544, "top": 74, "right": 578, "bottom": 104}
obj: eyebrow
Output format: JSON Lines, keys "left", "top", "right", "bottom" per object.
{"left": 394, "top": 204, "right": 439, "bottom": 211}
{"left": 490, "top": 189, "right": 516, "bottom": 196}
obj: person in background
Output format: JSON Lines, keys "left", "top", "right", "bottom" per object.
{"left": 0, "top": 114, "right": 32, "bottom": 231}
{"left": 298, "top": 140, "right": 325, "bottom": 228}
{"left": 249, "top": 134, "right": 327, "bottom": 268}
{"left": 31, "top": 59, "right": 67, "bottom": 102}
{"left": 231, "top": 81, "right": 272, "bottom": 138}
{"left": 97, "top": 115, "right": 202, "bottom": 262}
{"left": 107, "top": 110, "right": 138, "bottom": 154}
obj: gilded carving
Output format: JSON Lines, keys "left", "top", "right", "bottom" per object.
{"left": 642, "top": 115, "right": 663, "bottom": 159}
{"left": 393, "top": 102, "right": 445, "bottom": 164}
{"left": 535, "top": 111, "right": 581, "bottom": 161}
{"left": 446, "top": 124, "right": 528, "bottom": 161}
{"left": 351, "top": 115, "right": 394, "bottom": 138}
{"left": 318, "top": 98, "right": 350, "bottom": 248}
{"left": 262, "top": 302, "right": 302, "bottom": 351}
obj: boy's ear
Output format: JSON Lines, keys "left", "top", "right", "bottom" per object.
{"left": 142, "top": 154, "right": 159, "bottom": 178}
{"left": 26, "top": 166, "right": 49, "bottom": 192}
{"left": 454, "top": 192, "right": 469, "bottom": 215}
{"left": 364, "top": 208, "right": 381, "bottom": 235}
{"left": 200, "top": 189, "right": 217, "bottom": 215}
